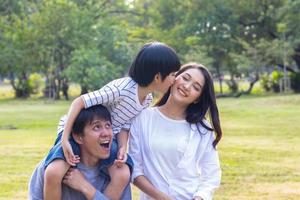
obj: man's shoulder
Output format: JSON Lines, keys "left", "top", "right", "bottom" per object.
{"left": 28, "top": 160, "right": 46, "bottom": 200}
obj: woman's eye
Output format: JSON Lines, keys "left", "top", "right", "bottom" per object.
{"left": 93, "top": 125, "right": 100, "bottom": 130}
{"left": 182, "top": 76, "right": 188, "bottom": 80}
{"left": 193, "top": 85, "right": 201, "bottom": 91}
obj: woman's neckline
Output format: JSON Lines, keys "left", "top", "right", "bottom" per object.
{"left": 155, "top": 107, "right": 187, "bottom": 123}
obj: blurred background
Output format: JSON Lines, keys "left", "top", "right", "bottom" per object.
{"left": 0, "top": 0, "right": 299, "bottom": 199}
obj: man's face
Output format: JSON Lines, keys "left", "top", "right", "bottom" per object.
{"left": 78, "top": 117, "right": 113, "bottom": 160}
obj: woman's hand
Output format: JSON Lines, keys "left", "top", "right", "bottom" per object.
{"left": 62, "top": 140, "right": 80, "bottom": 166}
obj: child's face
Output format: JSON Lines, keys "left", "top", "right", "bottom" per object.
{"left": 156, "top": 72, "right": 176, "bottom": 93}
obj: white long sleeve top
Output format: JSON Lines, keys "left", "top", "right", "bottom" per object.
{"left": 129, "top": 107, "right": 221, "bottom": 200}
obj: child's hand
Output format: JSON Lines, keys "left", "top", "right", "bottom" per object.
{"left": 114, "top": 147, "right": 127, "bottom": 167}
{"left": 62, "top": 140, "right": 80, "bottom": 166}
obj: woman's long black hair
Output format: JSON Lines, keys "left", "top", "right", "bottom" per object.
{"left": 156, "top": 63, "right": 222, "bottom": 148}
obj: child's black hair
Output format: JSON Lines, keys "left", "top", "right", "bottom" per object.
{"left": 129, "top": 41, "right": 181, "bottom": 86}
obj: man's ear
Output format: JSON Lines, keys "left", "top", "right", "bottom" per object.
{"left": 72, "top": 133, "right": 83, "bottom": 144}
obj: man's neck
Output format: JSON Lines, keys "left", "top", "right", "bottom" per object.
{"left": 80, "top": 155, "right": 99, "bottom": 168}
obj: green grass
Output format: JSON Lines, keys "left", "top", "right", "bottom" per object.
{"left": 0, "top": 95, "right": 300, "bottom": 199}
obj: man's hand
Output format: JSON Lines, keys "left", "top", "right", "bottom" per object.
{"left": 62, "top": 140, "right": 80, "bottom": 166}
{"left": 63, "top": 168, "right": 96, "bottom": 199}
{"left": 63, "top": 168, "right": 86, "bottom": 191}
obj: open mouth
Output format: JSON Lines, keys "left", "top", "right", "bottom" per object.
{"left": 100, "top": 140, "right": 110, "bottom": 148}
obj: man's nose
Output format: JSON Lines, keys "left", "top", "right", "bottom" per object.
{"left": 101, "top": 127, "right": 112, "bottom": 137}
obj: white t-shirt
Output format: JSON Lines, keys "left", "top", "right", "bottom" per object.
{"left": 149, "top": 108, "right": 191, "bottom": 181}
{"left": 129, "top": 107, "right": 221, "bottom": 200}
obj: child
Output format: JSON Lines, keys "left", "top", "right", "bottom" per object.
{"left": 43, "top": 41, "right": 181, "bottom": 200}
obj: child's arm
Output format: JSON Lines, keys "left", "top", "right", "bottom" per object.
{"left": 63, "top": 79, "right": 123, "bottom": 165}
{"left": 61, "top": 97, "right": 85, "bottom": 166}
{"left": 115, "top": 129, "right": 129, "bottom": 165}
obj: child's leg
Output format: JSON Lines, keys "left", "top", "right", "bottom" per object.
{"left": 104, "top": 163, "right": 131, "bottom": 200}
{"left": 44, "top": 159, "right": 70, "bottom": 200}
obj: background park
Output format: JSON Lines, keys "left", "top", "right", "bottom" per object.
{"left": 0, "top": 0, "right": 300, "bottom": 199}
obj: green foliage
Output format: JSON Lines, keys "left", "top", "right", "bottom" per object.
{"left": 1, "top": 0, "right": 300, "bottom": 98}
{"left": 260, "top": 70, "right": 284, "bottom": 93}
{"left": 65, "top": 48, "right": 121, "bottom": 93}
{"left": 260, "top": 74, "right": 272, "bottom": 92}
{"left": 28, "top": 73, "right": 44, "bottom": 94}
{"left": 271, "top": 70, "right": 284, "bottom": 92}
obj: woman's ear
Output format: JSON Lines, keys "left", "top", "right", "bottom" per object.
{"left": 72, "top": 133, "right": 83, "bottom": 144}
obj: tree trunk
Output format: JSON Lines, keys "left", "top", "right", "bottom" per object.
{"left": 239, "top": 73, "right": 259, "bottom": 96}
{"left": 14, "top": 72, "right": 30, "bottom": 98}
{"left": 226, "top": 74, "right": 238, "bottom": 93}
{"left": 62, "top": 78, "right": 69, "bottom": 100}
{"left": 292, "top": 45, "right": 300, "bottom": 70}
{"left": 214, "top": 61, "right": 223, "bottom": 94}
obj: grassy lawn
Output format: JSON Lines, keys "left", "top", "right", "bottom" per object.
{"left": 0, "top": 95, "right": 299, "bottom": 199}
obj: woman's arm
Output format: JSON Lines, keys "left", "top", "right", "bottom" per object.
{"left": 193, "top": 133, "right": 221, "bottom": 200}
{"left": 134, "top": 176, "right": 172, "bottom": 200}
{"left": 129, "top": 115, "right": 172, "bottom": 200}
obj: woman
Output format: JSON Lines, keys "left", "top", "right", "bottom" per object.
{"left": 129, "top": 63, "right": 222, "bottom": 200}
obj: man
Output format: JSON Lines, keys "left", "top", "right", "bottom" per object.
{"left": 28, "top": 105, "right": 131, "bottom": 200}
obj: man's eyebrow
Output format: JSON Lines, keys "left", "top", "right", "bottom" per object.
{"left": 90, "top": 120, "right": 101, "bottom": 125}
{"left": 91, "top": 119, "right": 111, "bottom": 125}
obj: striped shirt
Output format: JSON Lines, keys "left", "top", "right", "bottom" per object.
{"left": 81, "top": 77, "right": 153, "bottom": 136}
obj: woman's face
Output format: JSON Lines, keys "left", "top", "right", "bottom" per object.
{"left": 171, "top": 68, "right": 205, "bottom": 105}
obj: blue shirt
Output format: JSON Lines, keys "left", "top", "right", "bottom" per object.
{"left": 28, "top": 159, "right": 132, "bottom": 200}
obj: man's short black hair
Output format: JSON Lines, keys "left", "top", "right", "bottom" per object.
{"left": 72, "top": 105, "right": 111, "bottom": 136}
{"left": 129, "top": 41, "right": 181, "bottom": 86}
